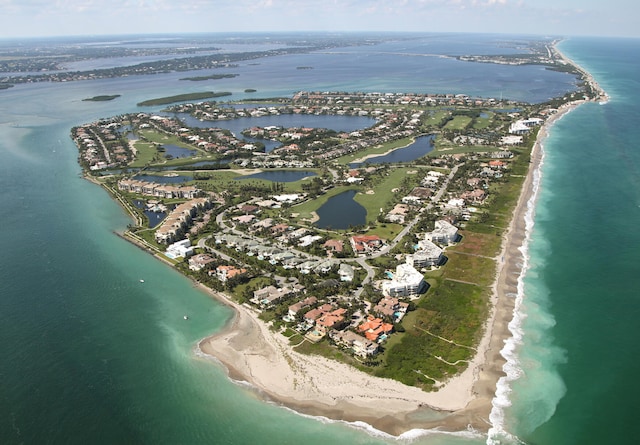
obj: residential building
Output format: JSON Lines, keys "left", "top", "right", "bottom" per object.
{"left": 426, "top": 220, "right": 459, "bottom": 245}
{"left": 381, "top": 263, "right": 426, "bottom": 298}
{"left": 188, "top": 254, "right": 216, "bottom": 271}
{"left": 329, "top": 330, "right": 379, "bottom": 357}
{"left": 350, "top": 235, "right": 384, "bottom": 254}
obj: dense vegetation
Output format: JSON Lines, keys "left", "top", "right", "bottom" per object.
{"left": 137, "top": 92, "right": 232, "bottom": 106}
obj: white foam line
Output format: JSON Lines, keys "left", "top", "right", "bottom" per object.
{"left": 486, "top": 145, "right": 546, "bottom": 445}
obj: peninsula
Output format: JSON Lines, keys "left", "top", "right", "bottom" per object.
{"left": 70, "top": 40, "right": 606, "bottom": 435}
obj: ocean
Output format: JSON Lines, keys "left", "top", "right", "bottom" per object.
{"left": 0, "top": 33, "right": 637, "bottom": 444}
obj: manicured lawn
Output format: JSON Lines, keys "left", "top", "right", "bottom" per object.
{"left": 443, "top": 115, "right": 472, "bottom": 130}
{"left": 366, "top": 223, "right": 404, "bottom": 241}
{"left": 473, "top": 111, "right": 494, "bottom": 130}
{"left": 353, "top": 167, "right": 416, "bottom": 224}
{"left": 129, "top": 141, "right": 158, "bottom": 167}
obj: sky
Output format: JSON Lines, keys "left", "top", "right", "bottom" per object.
{"left": 0, "top": 0, "right": 637, "bottom": 39}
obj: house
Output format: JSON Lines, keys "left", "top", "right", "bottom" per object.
{"left": 406, "top": 186, "right": 433, "bottom": 201}
{"left": 338, "top": 263, "right": 355, "bottom": 282}
{"left": 465, "top": 189, "right": 487, "bottom": 203}
{"left": 214, "top": 265, "right": 247, "bottom": 283}
{"left": 329, "top": 330, "right": 379, "bottom": 357}
{"left": 316, "top": 308, "right": 347, "bottom": 333}
{"left": 350, "top": 235, "right": 384, "bottom": 254}
{"left": 304, "top": 303, "right": 335, "bottom": 324}
{"left": 164, "top": 239, "right": 194, "bottom": 259}
{"left": 373, "top": 296, "right": 410, "bottom": 322}
{"left": 298, "top": 234, "right": 322, "bottom": 247}
{"left": 252, "top": 285, "right": 292, "bottom": 307}
{"left": 386, "top": 204, "right": 409, "bottom": 224}
{"left": 357, "top": 315, "right": 394, "bottom": 342}
{"left": 323, "top": 239, "right": 344, "bottom": 254}
{"left": 188, "top": 254, "right": 216, "bottom": 271}
{"left": 287, "top": 296, "right": 318, "bottom": 319}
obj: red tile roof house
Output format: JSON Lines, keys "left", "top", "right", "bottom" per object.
{"left": 323, "top": 239, "right": 344, "bottom": 254}
{"left": 212, "top": 265, "right": 247, "bottom": 283}
{"left": 357, "top": 315, "right": 394, "bottom": 342}
{"left": 287, "top": 296, "right": 318, "bottom": 319}
{"left": 329, "top": 330, "right": 379, "bottom": 357}
{"left": 350, "top": 235, "right": 384, "bottom": 255}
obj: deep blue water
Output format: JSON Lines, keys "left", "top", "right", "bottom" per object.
{"left": 350, "top": 134, "right": 435, "bottom": 167}
{"left": 315, "top": 190, "right": 367, "bottom": 229}
{"left": 161, "top": 143, "right": 196, "bottom": 158}
{"left": 0, "top": 33, "right": 634, "bottom": 445}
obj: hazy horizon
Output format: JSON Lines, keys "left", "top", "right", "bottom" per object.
{"left": 1, "top": 0, "right": 637, "bottom": 40}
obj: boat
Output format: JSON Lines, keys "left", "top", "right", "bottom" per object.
{"left": 139, "top": 279, "right": 145, "bottom": 283}
{"left": 183, "top": 315, "right": 189, "bottom": 320}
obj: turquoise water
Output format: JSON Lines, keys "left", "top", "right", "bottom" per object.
{"left": 489, "top": 37, "right": 640, "bottom": 444}
{"left": 0, "top": 33, "right": 636, "bottom": 444}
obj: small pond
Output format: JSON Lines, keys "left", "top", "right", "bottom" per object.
{"left": 315, "top": 190, "right": 366, "bottom": 230}
{"left": 161, "top": 144, "right": 197, "bottom": 159}
{"left": 350, "top": 134, "right": 435, "bottom": 167}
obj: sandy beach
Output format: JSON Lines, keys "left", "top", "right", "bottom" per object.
{"left": 193, "top": 98, "right": 594, "bottom": 436}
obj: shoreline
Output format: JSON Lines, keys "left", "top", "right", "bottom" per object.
{"left": 191, "top": 106, "right": 603, "bottom": 438}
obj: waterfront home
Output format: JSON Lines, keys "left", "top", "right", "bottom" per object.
{"left": 155, "top": 197, "right": 212, "bottom": 244}
{"left": 304, "top": 303, "right": 335, "bottom": 324}
{"left": 165, "top": 239, "right": 194, "bottom": 259}
{"left": 329, "top": 330, "right": 379, "bottom": 357}
{"left": 323, "top": 239, "right": 344, "bottom": 254}
{"left": 252, "top": 285, "right": 293, "bottom": 307}
{"left": 385, "top": 203, "right": 409, "bottom": 224}
{"left": 287, "top": 296, "right": 318, "bottom": 319}
{"left": 373, "top": 296, "right": 410, "bottom": 322}
{"left": 315, "top": 308, "right": 348, "bottom": 336}
{"left": 381, "top": 263, "right": 426, "bottom": 298}
{"left": 425, "top": 220, "right": 459, "bottom": 245}
{"left": 508, "top": 117, "right": 543, "bottom": 135}
{"left": 214, "top": 265, "right": 247, "bottom": 283}
{"left": 407, "top": 239, "right": 444, "bottom": 268}
{"left": 188, "top": 253, "right": 216, "bottom": 271}
{"left": 460, "top": 189, "right": 487, "bottom": 203}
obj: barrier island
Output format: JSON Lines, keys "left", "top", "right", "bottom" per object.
{"left": 71, "top": 41, "right": 606, "bottom": 435}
